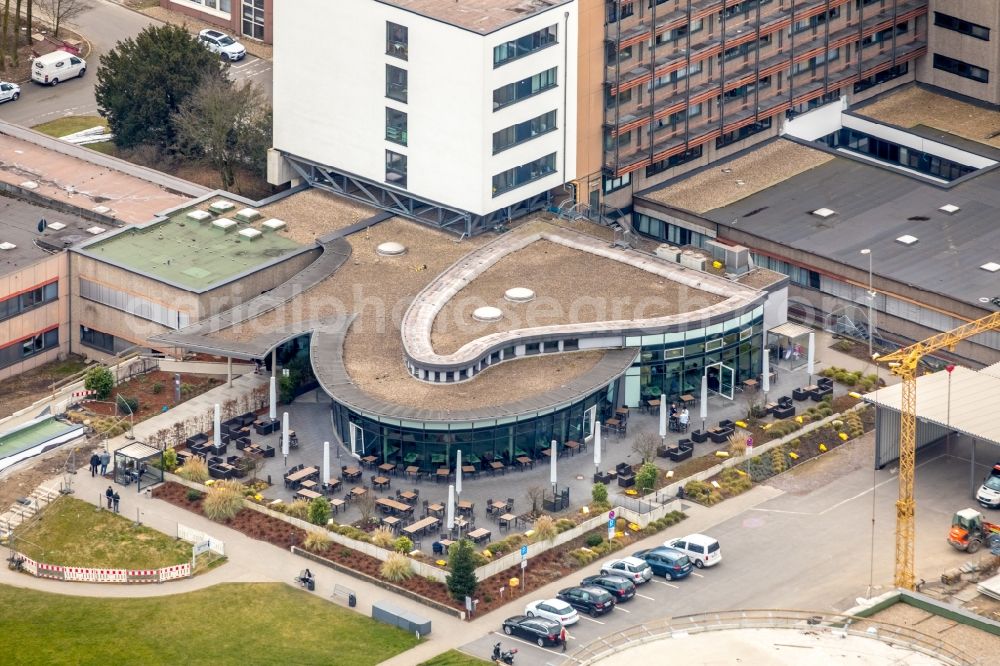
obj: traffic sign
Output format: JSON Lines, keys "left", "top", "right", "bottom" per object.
{"left": 520, "top": 545, "right": 528, "bottom": 560}
{"left": 746, "top": 436, "right": 753, "bottom": 447}
{"left": 608, "top": 510, "right": 615, "bottom": 520}
{"left": 520, "top": 559, "right": 527, "bottom": 569}
{"left": 607, "top": 519, "right": 615, "bottom": 529}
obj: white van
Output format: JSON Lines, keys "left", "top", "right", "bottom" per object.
{"left": 31, "top": 50, "right": 86, "bottom": 86}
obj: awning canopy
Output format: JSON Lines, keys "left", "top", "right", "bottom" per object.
{"left": 116, "top": 442, "right": 160, "bottom": 460}
{"left": 863, "top": 365, "right": 1000, "bottom": 446}
{"left": 768, "top": 322, "right": 812, "bottom": 339}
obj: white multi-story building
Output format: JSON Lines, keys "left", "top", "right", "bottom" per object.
{"left": 270, "top": 0, "right": 579, "bottom": 235}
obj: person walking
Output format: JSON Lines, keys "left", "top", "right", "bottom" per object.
{"left": 112, "top": 491, "right": 120, "bottom": 514}
{"left": 105, "top": 486, "right": 114, "bottom": 509}
{"left": 89, "top": 453, "right": 100, "bottom": 477}
{"left": 560, "top": 625, "right": 569, "bottom": 652}
{"left": 99, "top": 449, "right": 110, "bottom": 476}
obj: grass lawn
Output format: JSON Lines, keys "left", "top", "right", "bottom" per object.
{"left": 420, "top": 649, "right": 492, "bottom": 665}
{"left": 12, "top": 496, "right": 192, "bottom": 569}
{"left": 32, "top": 115, "right": 108, "bottom": 138}
{"left": 0, "top": 582, "right": 420, "bottom": 665}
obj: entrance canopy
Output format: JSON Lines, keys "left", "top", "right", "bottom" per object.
{"left": 114, "top": 442, "right": 164, "bottom": 491}
{"left": 767, "top": 322, "right": 811, "bottom": 371}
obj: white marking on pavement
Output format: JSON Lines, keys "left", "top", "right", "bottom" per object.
{"left": 653, "top": 580, "right": 679, "bottom": 588}
{"left": 492, "top": 631, "right": 559, "bottom": 654}
{"left": 691, "top": 572, "right": 704, "bottom": 578}
{"left": 616, "top": 606, "right": 632, "bottom": 613}
{"left": 635, "top": 593, "right": 655, "bottom": 600}
{"left": 579, "top": 615, "right": 606, "bottom": 625}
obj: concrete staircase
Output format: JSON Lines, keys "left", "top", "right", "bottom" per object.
{"left": 0, "top": 483, "right": 62, "bottom": 538}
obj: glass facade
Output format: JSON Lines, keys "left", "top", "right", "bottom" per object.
{"left": 331, "top": 382, "right": 616, "bottom": 470}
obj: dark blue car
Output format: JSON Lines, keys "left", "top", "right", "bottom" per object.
{"left": 633, "top": 547, "right": 693, "bottom": 581}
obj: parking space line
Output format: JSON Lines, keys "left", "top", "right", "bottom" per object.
{"left": 653, "top": 580, "right": 679, "bottom": 588}
{"left": 635, "top": 593, "right": 655, "bottom": 600}
{"left": 691, "top": 572, "right": 704, "bottom": 578}
{"left": 616, "top": 606, "right": 632, "bottom": 613}
{"left": 491, "top": 631, "right": 559, "bottom": 654}
{"left": 579, "top": 615, "right": 606, "bottom": 625}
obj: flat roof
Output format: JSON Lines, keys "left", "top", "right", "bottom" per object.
{"left": 377, "top": 0, "right": 572, "bottom": 34}
{"left": 76, "top": 201, "right": 304, "bottom": 291}
{"left": 0, "top": 195, "right": 98, "bottom": 277}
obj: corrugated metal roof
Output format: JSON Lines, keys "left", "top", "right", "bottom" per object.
{"left": 863, "top": 366, "right": 1000, "bottom": 445}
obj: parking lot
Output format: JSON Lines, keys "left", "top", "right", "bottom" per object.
{"left": 460, "top": 433, "right": 986, "bottom": 664}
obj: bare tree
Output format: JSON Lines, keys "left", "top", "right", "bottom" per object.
{"left": 632, "top": 432, "right": 660, "bottom": 463}
{"left": 526, "top": 485, "right": 545, "bottom": 517}
{"left": 237, "top": 452, "right": 263, "bottom": 484}
{"left": 357, "top": 491, "right": 377, "bottom": 526}
{"left": 36, "top": 0, "right": 91, "bottom": 38}
{"left": 1, "top": 0, "right": 11, "bottom": 70}
{"left": 12, "top": 0, "right": 20, "bottom": 55}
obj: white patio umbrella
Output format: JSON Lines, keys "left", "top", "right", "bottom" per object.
{"left": 700, "top": 374, "right": 708, "bottom": 430}
{"left": 268, "top": 375, "right": 277, "bottom": 421}
{"left": 658, "top": 393, "right": 667, "bottom": 442}
{"left": 281, "top": 412, "right": 290, "bottom": 458}
{"left": 550, "top": 439, "right": 557, "bottom": 492}
{"left": 762, "top": 353, "right": 771, "bottom": 395}
{"left": 322, "top": 441, "right": 330, "bottom": 490}
{"left": 807, "top": 331, "right": 816, "bottom": 379}
{"left": 213, "top": 403, "right": 221, "bottom": 447}
{"left": 455, "top": 449, "right": 463, "bottom": 496}
{"left": 594, "top": 424, "right": 602, "bottom": 472}
{"left": 447, "top": 484, "right": 455, "bottom": 531}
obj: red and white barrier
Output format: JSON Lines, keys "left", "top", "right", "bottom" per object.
{"left": 159, "top": 563, "right": 191, "bottom": 582}
{"left": 12, "top": 552, "right": 190, "bottom": 584}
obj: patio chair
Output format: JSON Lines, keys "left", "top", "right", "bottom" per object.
{"left": 772, "top": 404, "right": 796, "bottom": 419}
{"left": 505, "top": 498, "right": 514, "bottom": 512}
{"left": 792, "top": 387, "right": 810, "bottom": 401}
{"left": 486, "top": 498, "right": 495, "bottom": 515}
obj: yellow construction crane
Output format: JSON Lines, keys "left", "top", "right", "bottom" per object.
{"left": 876, "top": 311, "right": 1000, "bottom": 589}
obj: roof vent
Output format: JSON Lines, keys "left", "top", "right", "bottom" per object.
{"left": 896, "top": 234, "right": 918, "bottom": 245}
{"left": 504, "top": 287, "right": 536, "bottom": 303}
{"left": 187, "top": 210, "right": 212, "bottom": 222}
{"left": 261, "top": 218, "right": 286, "bottom": 232}
{"left": 376, "top": 241, "right": 407, "bottom": 256}
{"left": 86, "top": 226, "right": 106, "bottom": 235}
{"left": 93, "top": 205, "right": 112, "bottom": 215}
{"left": 939, "top": 204, "right": 960, "bottom": 214}
{"left": 812, "top": 208, "right": 836, "bottom": 218}
{"left": 0, "top": 241, "right": 16, "bottom": 250}
{"left": 209, "top": 200, "right": 235, "bottom": 213}
{"left": 238, "top": 228, "right": 262, "bottom": 241}
{"left": 234, "top": 208, "right": 261, "bottom": 223}
{"left": 47, "top": 222, "right": 66, "bottom": 231}
{"left": 472, "top": 306, "right": 503, "bottom": 322}
{"left": 212, "top": 218, "right": 237, "bottom": 233}
{"left": 981, "top": 262, "right": 1000, "bottom": 273}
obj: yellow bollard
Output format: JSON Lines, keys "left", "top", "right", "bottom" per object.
{"left": 839, "top": 432, "right": 848, "bottom": 441}
{"left": 819, "top": 443, "right": 827, "bottom": 452}
{"left": 789, "top": 452, "right": 799, "bottom": 459}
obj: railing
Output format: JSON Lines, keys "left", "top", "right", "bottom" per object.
{"left": 567, "top": 609, "right": 974, "bottom": 665}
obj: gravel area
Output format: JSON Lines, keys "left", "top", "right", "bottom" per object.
{"left": 260, "top": 189, "right": 377, "bottom": 245}
{"left": 735, "top": 267, "right": 787, "bottom": 289}
{"left": 858, "top": 86, "right": 1000, "bottom": 147}
{"left": 643, "top": 139, "right": 834, "bottom": 213}
{"left": 430, "top": 238, "right": 724, "bottom": 355}
{"left": 213, "top": 217, "right": 613, "bottom": 410}
{"left": 856, "top": 603, "right": 1000, "bottom": 664}
{"left": 766, "top": 431, "right": 874, "bottom": 496}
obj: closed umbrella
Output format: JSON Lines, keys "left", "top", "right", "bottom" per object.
{"left": 455, "top": 449, "right": 463, "bottom": 496}
{"left": 550, "top": 439, "right": 558, "bottom": 492}
{"left": 658, "top": 393, "right": 667, "bottom": 442}
{"left": 762, "top": 353, "right": 770, "bottom": 395}
{"left": 281, "top": 412, "right": 290, "bottom": 458}
{"left": 213, "top": 404, "right": 221, "bottom": 448}
{"left": 594, "top": 424, "right": 602, "bottom": 472}
{"left": 807, "top": 331, "right": 816, "bottom": 379}
{"left": 447, "top": 484, "right": 455, "bottom": 531}
{"left": 268, "top": 376, "right": 276, "bottom": 421}
{"left": 322, "top": 441, "right": 330, "bottom": 491}
{"left": 700, "top": 374, "right": 708, "bottom": 431}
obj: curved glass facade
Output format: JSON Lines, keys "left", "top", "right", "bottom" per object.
{"left": 331, "top": 382, "right": 616, "bottom": 471}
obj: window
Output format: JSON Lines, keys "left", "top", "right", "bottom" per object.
{"left": 0, "top": 280, "right": 58, "bottom": 322}
{"left": 793, "top": 7, "right": 841, "bottom": 33}
{"left": 602, "top": 171, "right": 631, "bottom": 194}
{"left": 793, "top": 48, "right": 839, "bottom": 74}
{"left": 645, "top": 145, "right": 703, "bottom": 177}
{"left": 492, "top": 153, "right": 557, "bottom": 196}
{"left": 651, "top": 61, "right": 702, "bottom": 90}
{"left": 721, "top": 0, "right": 772, "bottom": 19}
{"left": 0, "top": 327, "right": 58, "bottom": 369}
{"left": 493, "top": 25, "right": 557, "bottom": 67}
{"left": 604, "top": 128, "right": 632, "bottom": 150}
{"left": 853, "top": 63, "right": 908, "bottom": 93}
{"left": 240, "top": 0, "right": 263, "bottom": 40}
{"left": 724, "top": 76, "right": 771, "bottom": 100}
{"left": 656, "top": 18, "right": 703, "bottom": 45}
{"left": 195, "top": 0, "right": 233, "bottom": 12}
{"left": 606, "top": 43, "right": 633, "bottom": 65}
{"left": 818, "top": 126, "right": 977, "bottom": 181}
{"left": 385, "top": 150, "right": 407, "bottom": 187}
{"left": 606, "top": 86, "right": 633, "bottom": 109}
{"left": 493, "top": 110, "right": 557, "bottom": 154}
{"left": 935, "top": 12, "right": 990, "bottom": 41}
{"left": 607, "top": 1, "right": 634, "bottom": 22}
{"left": 386, "top": 22, "right": 408, "bottom": 59}
{"left": 79, "top": 326, "right": 118, "bottom": 355}
{"left": 723, "top": 35, "right": 771, "bottom": 61}
{"left": 716, "top": 117, "right": 772, "bottom": 148}
{"left": 493, "top": 67, "right": 557, "bottom": 110}
{"left": 934, "top": 53, "right": 989, "bottom": 83}
{"left": 862, "top": 21, "right": 908, "bottom": 46}
{"left": 79, "top": 278, "right": 189, "bottom": 329}
{"left": 386, "top": 65, "right": 407, "bottom": 102}
{"left": 386, "top": 108, "right": 407, "bottom": 145}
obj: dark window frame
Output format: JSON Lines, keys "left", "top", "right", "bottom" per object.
{"left": 493, "top": 25, "right": 558, "bottom": 68}
{"left": 385, "top": 107, "right": 407, "bottom": 146}
{"left": 0, "top": 280, "right": 58, "bottom": 323}
{"left": 933, "top": 53, "right": 989, "bottom": 83}
{"left": 386, "top": 64, "right": 408, "bottom": 103}
{"left": 492, "top": 153, "right": 558, "bottom": 197}
{"left": 386, "top": 21, "right": 409, "bottom": 60}
{"left": 385, "top": 150, "right": 408, "bottom": 188}
{"left": 934, "top": 11, "right": 990, "bottom": 41}
{"left": 493, "top": 67, "right": 558, "bottom": 111}
{"left": 493, "top": 110, "right": 558, "bottom": 154}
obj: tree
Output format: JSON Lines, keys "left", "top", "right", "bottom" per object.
{"left": 95, "top": 24, "right": 224, "bottom": 150}
{"left": 1, "top": 0, "right": 11, "bottom": 72}
{"left": 636, "top": 462, "right": 660, "bottom": 494}
{"left": 84, "top": 366, "right": 114, "bottom": 400}
{"left": 308, "top": 497, "right": 331, "bottom": 526}
{"left": 36, "top": 0, "right": 91, "bottom": 38}
{"left": 446, "top": 538, "right": 477, "bottom": 602}
{"left": 632, "top": 432, "right": 660, "bottom": 463}
{"left": 526, "top": 485, "right": 545, "bottom": 516}
{"left": 357, "top": 490, "right": 377, "bottom": 526}
{"left": 12, "top": 0, "right": 21, "bottom": 57}
{"left": 591, "top": 482, "right": 609, "bottom": 509}
{"left": 237, "top": 451, "right": 263, "bottom": 483}
{"left": 172, "top": 76, "right": 271, "bottom": 192}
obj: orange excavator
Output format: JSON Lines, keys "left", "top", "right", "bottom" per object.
{"left": 947, "top": 508, "right": 1000, "bottom": 553}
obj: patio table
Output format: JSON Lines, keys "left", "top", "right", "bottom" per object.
{"left": 405, "top": 465, "right": 420, "bottom": 480}
{"left": 468, "top": 527, "right": 491, "bottom": 544}
{"left": 325, "top": 478, "right": 342, "bottom": 493}
{"left": 373, "top": 476, "right": 391, "bottom": 490}
{"left": 296, "top": 488, "right": 321, "bottom": 501}
{"left": 489, "top": 461, "right": 505, "bottom": 475}
{"left": 377, "top": 497, "right": 410, "bottom": 514}
{"left": 427, "top": 503, "right": 444, "bottom": 517}
{"left": 498, "top": 513, "right": 516, "bottom": 530}
{"left": 378, "top": 463, "right": 396, "bottom": 475}
{"left": 398, "top": 490, "right": 417, "bottom": 502}
{"left": 287, "top": 466, "right": 318, "bottom": 483}
{"left": 515, "top": 456, "right": 534, "bottom": 470}
{"left": 350, "top": 486, "right": 367, "bottom": 498}
{"left": 403, "top": 516, "right": 440, "bottom": 536}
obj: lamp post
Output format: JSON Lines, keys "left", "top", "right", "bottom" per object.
{"left": 860, "top": 249, "right": 875, "bottom": 359}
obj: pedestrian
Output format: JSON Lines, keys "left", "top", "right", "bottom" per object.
{"left": 680, "top": 407, "right": 690, "bottom": 430}
{"left": 89, "top": 453, "right": 100, "bottom": 477}
{"left": 112, "top": 491, "right": 120, "bottom": 514}
{"left": 105, "top": 486, "right": 114, "bottom": 509}
{"left": 560, "top": 625, "right": 569, "bottom": 652}
{"left": 99, "top": 449, "right": 110, "bottom": 476}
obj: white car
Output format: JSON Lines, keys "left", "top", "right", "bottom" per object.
{"left": 525, "top": 598, "right": 579, "bottom": 626}
{"left": 976, "top": 462, "right": 1000, "bottom": 509}
{"left": 665, "top": 533, "right": 722, "bottom": 568}
{"left": 198, "top": 29, "right": 246, "bottom": 61}
{"left": 600, "top": 556, "right": 653, "bottom": 584}
{"left": 0, "top": 81, "right": 19, "bottom": 102}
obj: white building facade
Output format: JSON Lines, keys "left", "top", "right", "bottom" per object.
{"left": 270, "top": 0, "right": 579, "bottom": 234}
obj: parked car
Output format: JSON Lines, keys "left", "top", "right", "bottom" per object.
{"left": 665, "top": 533, "right": 722, "bottom": 568}
{"left": 0, "top": 81, "right": 19, "bottom": 102}
{"left": 198, "top": 29, "right": 247, "bottom": 61}
{"left": 633, "top": 547, "right": 693, "bottom": 580}
{"left": 580, "top": 573, "right": 636, "bottom": 602}
{"left": 501, "top": 615, "right": 563, "bottom": 647}
{"left": 31, "top": 50, "right": 85, "bottom": 86}
{"left": 977, "top": 462, "right": 1000, "bottom": 509}
{"left": 557, "top": 586, "right": 616, "bottom": 617}
{"left": 525, "top": 598, "right": 579, "bottom": 625}
{"left": 600, "top": 556, "right": 653, "bottom": 584}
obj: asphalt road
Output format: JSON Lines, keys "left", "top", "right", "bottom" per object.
{"left": 463, "top": 434, "right": 987, "bottom": 665}
{"left": 0, "top": 0, "right": 272, "bottom": 128}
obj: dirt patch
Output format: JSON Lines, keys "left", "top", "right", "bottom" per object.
{"left": 80, "top": 371, "right": 222, "bottom": 423}
{"left": 0, "top": 354, "right": 89, "bottom": 420}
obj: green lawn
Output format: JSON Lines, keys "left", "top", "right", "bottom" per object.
{"left": 420, "top": 649, "right": 492, "bottom": 666}
{"left": 32, "top": 115, "right": 108, "bottom": 138}
{"left": 0, "top": 583, "right": 420, "bottom": 665}
{"left": 12, "top": 496, "right": 191, "bottom": 569}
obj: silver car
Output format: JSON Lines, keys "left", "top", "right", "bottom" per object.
{"left": 0, "top": 81, "right": 19, "bottom": 102}
{"left": 198, "top": 29, "right": 246, "bottom": 61}
{"left": 600, "top": 556, "right": 653, "bottom": 584}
